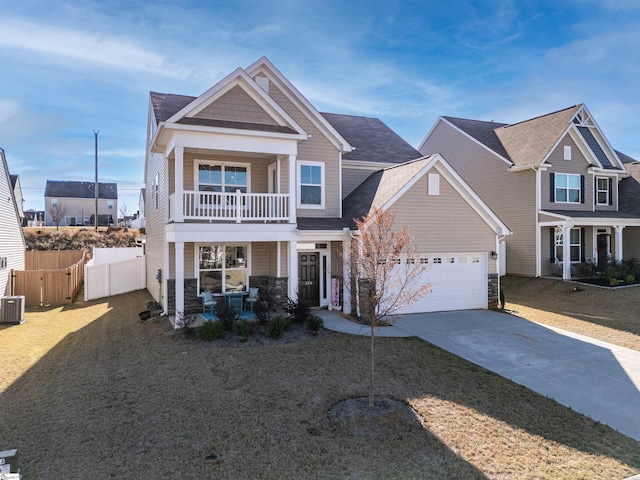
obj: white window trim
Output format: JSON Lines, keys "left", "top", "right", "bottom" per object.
{"left": 596, "top": 177, "right": 609, "bottom": 205}
{"left": 554, "top": 173, "right": 581, "bottom": 204}
{"left": 194, "top": 159, "right": 251, "bottom": 194}
{"left": 195, "top": 243, "right": 251, "bottom": 296}
{"left": 555, "top": 227, "right": 581, "bottom": 263}
{"left": 297, "top": 160, "right": 325, "bottom": 209}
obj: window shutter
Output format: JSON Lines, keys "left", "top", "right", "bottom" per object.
{"left": 580, "top": 175, "right": 585, "bottom": 204}
{"left": 550, "top": 172, "right": 555, "bottom": 202}
{"left": 608, "top": 178, "right": 613, "bottom": 206}
{"left": 580, "top": 228, "right": 586, "bottom": 262}
{"left": 549, "top": 228, "right": 555, "bottom": 263}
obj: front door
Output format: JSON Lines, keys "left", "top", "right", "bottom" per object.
{"left": 298, "top": 252, "right": 320, "bottom": 306}
{"left": 597, "top": 234, "right": 610, "bottom": 271}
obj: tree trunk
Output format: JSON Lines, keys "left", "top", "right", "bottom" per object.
{"left": 369, "top": 322, "right": 375, "bottom": 408}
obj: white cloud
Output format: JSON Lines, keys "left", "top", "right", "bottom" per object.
{"left": 0, "top": 17, "right": 183, "bottom": 77}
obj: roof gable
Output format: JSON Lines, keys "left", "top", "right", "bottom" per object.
{"left": 343, "top": 154, "right": 510, "bottom": 234}
{"left": 163, "top": 67, "right": 305, "bottom": 135}
{"left": 245, "top": 57, "right": 352, "bottom": 153}
{"left": 321, "top": 112, "right": 421, "bottom": 164}
{"left": 495, "top": 105, "right": 581, "bottom": 168}
{"left": 44, "top": 181, "right": 118, "bottom": 200}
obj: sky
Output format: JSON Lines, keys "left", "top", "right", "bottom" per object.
{"left": 1, "top": 0, "right": 639, "bottom": 213}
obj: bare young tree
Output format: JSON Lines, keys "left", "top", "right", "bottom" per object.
{"left": 119, "top": 204, "right": 131, "bottom": 228}
{"left": 48, "top": 201, "right": 69, "bottom": 231}
{"left": 351, "top": 206, "right": 431, "bottom": 407}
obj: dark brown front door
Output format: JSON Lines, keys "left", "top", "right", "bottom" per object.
{"left": 597, "top": 234, "right": 610, "bottom": 271}
{"left": 298, "top": 252, "right": 320, "bottom": 306}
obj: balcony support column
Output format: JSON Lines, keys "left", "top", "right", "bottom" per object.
{"left": 174, "top": 146, "right": 184, "bottom": 222}
{"left": 288, "top": 155, "right": 296, "bottom": 224}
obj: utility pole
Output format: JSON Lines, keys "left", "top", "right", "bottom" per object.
{"left": 94, "top": 130, "right": 99, "bottom": 230}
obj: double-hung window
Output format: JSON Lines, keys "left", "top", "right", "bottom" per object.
{"left": 554, "top": 227, "right": 581, "bottom": 262}
{"left": 554, "top": 173, "right": 581, "bottom": 203}
{"left": 596, "top": 177, "right": 611, "bottom": 205}
{"left": 198, "top": 245, "right": 247, "bottom": 295}
{"left": 197, "top": 163, "right": 248, "bottom": 194}
{"left": 298, "top": 161, "right": 324, "bottom": 208}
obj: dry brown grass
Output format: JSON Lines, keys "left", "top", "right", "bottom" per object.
{"left": 502, "top": 275, "right": 640, "bottom": 350}
{"left": 0, "top": 289, "right": 639, "bottom": 479}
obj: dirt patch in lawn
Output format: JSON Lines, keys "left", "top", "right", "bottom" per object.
{"left": 1, "top": 289, "right": 639, "bottom": 479}
{"left": 501, "top": 275, "right": 640, "bottom": 351}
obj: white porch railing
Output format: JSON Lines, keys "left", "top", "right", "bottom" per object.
{"left": 169, "top": 190, "right": 290, "bottom": 223}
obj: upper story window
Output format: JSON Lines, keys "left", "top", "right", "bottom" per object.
{"left": 298, "top": 161, "right": 324, "bottom": 209}
{"left": 551, "top": 173, "right": 582, "bottom": 203}
{"left": 197, "top": 162, "right": 248, "bottom": 193}
{"left": 596, "top": 177, "right": 611, "bottom": 205}
{"left": 51, "top": 198, "right": 58, "bottom": 208}
{"left": 107, "top": 200, "right": 114, "bottom": 210}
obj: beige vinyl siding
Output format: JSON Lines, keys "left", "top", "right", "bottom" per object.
{"left": 194, "top": 85, "right": 278, "bottom": 125}
{"left": 421, "top": 120, "right": 536, "bottom": 275}
{"left": 0, "top": 156, "right": 26, "bottom": 297}
{"left": 342, "top": 167, "right": 376, "bottom": 199}
{"left": 541, "top": 136, "right": 594, "bottom": 211}
{"left": 144, "top": 151, "right": 167, "bottom": 305}
{"left": 538, "top": 213, "right": 563, "bottom": 223}
{"left": 251, "top": 243, "right": 269, "bottom": 276}
{"left": 388, "top": 168, "right": 497, "bottom": 272}
{"left": 182, "top": 152, "right": 271, "bottom": 193}
{"left": 267, "top": 83, "right": 341, "bottom": 217}
{"left": 623, "top": 227, "right": 640, "bottom": 259}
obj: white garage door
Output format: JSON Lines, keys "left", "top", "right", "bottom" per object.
{"left": 402, "top": 254, "right": 487, "bottom": 314}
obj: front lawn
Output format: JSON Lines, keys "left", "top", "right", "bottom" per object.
{"left": 501, "top": 275, "right": 640, "bottom": 350}
{"left": 0, "top": 289, "right": 638, "bottom": 479}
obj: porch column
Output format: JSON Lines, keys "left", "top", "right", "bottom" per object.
{"left": 614, "top": 225, "right": 625, "bottom": 262}
{"left": 562, "top": 225, "right": 571, "bottom": 280}
{"left": 288, "top": 240, "right": 298, "bottom": 301}
{"left": 175, "top": 242, "right": 185, "bottom": 323}
{"left": 342, "top": 237, "right": 352, "bottom": 314}
{"left": 175, "top": 146, "right": 184, "bottom": 222}
{"left": 288, "top": 155, "right": 296, "bottom": 224}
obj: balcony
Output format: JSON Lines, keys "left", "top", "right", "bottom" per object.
{"left": 169, "top": 190, "right": 290, "bottom": 223}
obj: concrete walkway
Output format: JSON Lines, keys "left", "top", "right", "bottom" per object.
{"left": 317, "top": 309, "right": 640, "bottom": 441}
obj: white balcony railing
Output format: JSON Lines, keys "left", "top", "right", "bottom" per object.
{"left": 169, "top": 190, "right": 290, "bottom": 223}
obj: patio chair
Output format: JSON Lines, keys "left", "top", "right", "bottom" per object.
{"left": 245, "top": 287, "right": 259, "bottom": 313}
{"left": 227, "top": 291, "right": 244, "bottom": 314}
{"left": 201, "top": 291, "right": 217, "bottom": 317}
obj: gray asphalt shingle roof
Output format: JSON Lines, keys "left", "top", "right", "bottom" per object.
{"left": 44, "top": 181, "right": 118, "bottom": 200}
{"left": 321, "top": 112, "right": 422, "bottom": 164}
{"left": 443, "top": 117, "right": 510, "bottom": 161}
{"left": 619, "top": 163, "right": 640, "bottom": 216}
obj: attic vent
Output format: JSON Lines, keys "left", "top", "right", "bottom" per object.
{"left": 428, "top": 174, "right": 440, "bottom": 196}
{"left": 255, "top": 76, "right": 269, "bottom": 94}
{"left": 564, "top": 146, "right": 571, "bottom": 160}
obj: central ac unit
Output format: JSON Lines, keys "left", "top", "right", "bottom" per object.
{"left": 1, "top": 296, "right": 25, "bottom": 325}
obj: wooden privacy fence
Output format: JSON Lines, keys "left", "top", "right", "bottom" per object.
{"left": 11, "top": 250, "right": 87, "bottom": 306}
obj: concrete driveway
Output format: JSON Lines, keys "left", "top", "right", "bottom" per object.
{"left": 320, "top": 309, "right": 640, "bottom": 441}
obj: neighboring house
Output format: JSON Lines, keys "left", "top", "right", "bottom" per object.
{"left": 144, "top": 57, "right": 509, "bottom": 317}
{"left": 23, "top": 209, "right": 45, "bottom": 227}
{"left": 44, "top": 180, "right": 118, "bottom": 227}
{"left": 0, "top": 148, "right": 26, "bottom": 297}
{"left": 419, "top": 104, "right": 640, "bottom": 279}
{"left": 9, "top": 174, "right": 24, "bottom": 224}
{"left": 130, "top": 188, "right": 146, "bottom": 229}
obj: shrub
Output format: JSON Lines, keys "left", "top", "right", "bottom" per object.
{"left": 268, "top": 315, "right": 290, "bottom": 339}
{"left": 306, "top": 315, "right": 324, "bottom": 335}
{"left": 284, "top": 296, "right": 311, "bottom": 324}
{"left": 253, "top": 300, "right": 272, "bottom": 324}
{"left": 574, "top": 261, "right": 596, "bottom": 279}
{"left": 216, "top": 300, "right": 239, "bottom": 331}
{"left": 625, "top": 274, "right": 635, "bottom": 285}
{"left": 197, "top": 320, "right": 225, "bottom": 340}
{"left": 609, "top": 277, "right": 620, "bottom": 287}
{"left": 233, "top": 319, "right": 251, "bottom": 341}
{"left": 604, "top": 265, "right": 618, "bottom": 280}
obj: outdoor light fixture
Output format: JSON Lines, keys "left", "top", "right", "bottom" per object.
{"left": 491, "top": 250, "right": 498, "bottom": 259}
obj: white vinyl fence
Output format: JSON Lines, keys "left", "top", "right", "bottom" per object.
{"left": 84, "top": 248, "right": 146, "bottom": 301}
